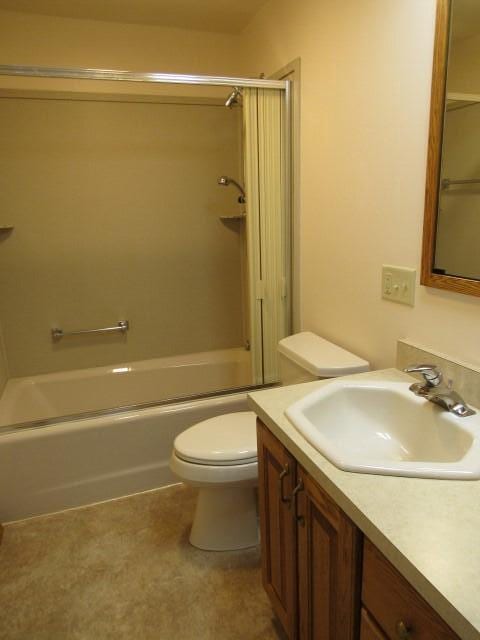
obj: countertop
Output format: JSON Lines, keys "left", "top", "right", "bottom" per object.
{"left": 248, "top": 368, "right": 480, "bottom": 640}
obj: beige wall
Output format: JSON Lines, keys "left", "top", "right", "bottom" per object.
{"left": 448, "top": 32, "right": 480, "bottom": 95}
{"left": 0, "top": 322, "right": 8, "bottom": 394}
{"left": 0, "top": 97, "right": 244, "bottom": 376}
{"left": 435, "top": 105, "right": 480, "bottom": 279}
{"left": 5, "top": 1, "right": 480, "bottom": 376}
{"left": 0, "top": 9, "right": 245, "bottom": 77}
{"left": 435, "top": 21, "right": 480, "bottom": 279}
{"left": 240, "top": 0, "right": 480, "bottom": 370}
{"left": 0, "top": 9, "right": 244, "bottom": 100}
{"left": 0, "top": 9, "right": 248, "bottom": 378}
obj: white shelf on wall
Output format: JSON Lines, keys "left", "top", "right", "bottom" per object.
{"left": 447, "top": 92, "right": 480, "bottom": 111}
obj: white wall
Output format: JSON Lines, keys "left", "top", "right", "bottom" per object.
{"left": 241, "top": 0, "right": 480, "bottom": 369}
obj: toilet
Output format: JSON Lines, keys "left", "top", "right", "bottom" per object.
{"left": 170, "top": 332, "right": 369, "bottom": 551}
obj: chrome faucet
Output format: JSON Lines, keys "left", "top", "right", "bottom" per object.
{"left": 404, "top": 364, "right": 476, "bottom": 417}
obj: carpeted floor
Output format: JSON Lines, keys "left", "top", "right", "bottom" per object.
{"left": 0, "top": 484, "right": 282, "bottom": 640}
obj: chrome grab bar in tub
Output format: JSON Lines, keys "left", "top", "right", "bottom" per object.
{"left": 51, "top": 320, "right": 129, "bottom": 341}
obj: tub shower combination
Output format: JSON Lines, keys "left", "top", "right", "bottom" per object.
{"left": 0, "top": 348, "right": 251, "bottom": 522}
{"left": 0, "top": 64, "right": 291, "bottom": 524}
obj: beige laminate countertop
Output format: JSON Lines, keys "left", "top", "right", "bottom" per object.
{"left": 248, "top": 368, "right": 480, "bottom": 640}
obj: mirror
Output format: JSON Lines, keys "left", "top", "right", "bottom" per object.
{"left": 422, "top": 0, "right": 480, "bottom": 296}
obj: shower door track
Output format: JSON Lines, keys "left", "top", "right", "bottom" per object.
{"left": 0, "top": 382, "right": 277, "bottom": 436}
{"left": 0, "top": 64, "right": 287, "bottom": 90}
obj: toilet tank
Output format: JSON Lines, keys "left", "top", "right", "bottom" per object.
{"left": 278, "top": 332, "right": 370, "bottom": 385}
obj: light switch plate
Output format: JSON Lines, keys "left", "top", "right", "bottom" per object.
{"left": 382, "top": 265, "right": 416, "bottom": 306}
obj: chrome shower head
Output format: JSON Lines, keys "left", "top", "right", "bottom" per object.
{"left": 217, "top": 175, "right": 246, "bottom": 203}
{"left": 225, "top": 87, "right": 242, "bottom": 108}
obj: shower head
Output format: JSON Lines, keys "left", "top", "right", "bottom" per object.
{"left": 217, "top": 175, "right": 246, "bottom": 203}
{"left": 225, "top": 87, "right": 242, "bottom": 108}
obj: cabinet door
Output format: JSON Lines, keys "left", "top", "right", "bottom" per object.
{"left": 257, "top": 420, "right": 298, "bottom": 639}
{"left": 360, "top": 608, "right": 388, "bottom": 640}
{"left": 362, "top": 539, "right": 460, "bottom": 640}
{"left": 296, "top": 466, "right": 361, "bottom": 640}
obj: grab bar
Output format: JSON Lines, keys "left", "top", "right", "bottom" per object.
{"left": 442, "top": 178, "right": 480, "bottom": 189}
{"left": 51, "top": 320, "right": 129, "bottom": 341}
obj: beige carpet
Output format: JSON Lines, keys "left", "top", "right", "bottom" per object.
{"left": 0, "top": 484, "right": 282, "bottom": 640}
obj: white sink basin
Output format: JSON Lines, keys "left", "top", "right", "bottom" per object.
{"left": 285, "top": 380, "right": 480, "bottom": 479}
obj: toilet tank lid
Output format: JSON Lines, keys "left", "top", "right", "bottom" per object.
{"left": 278, "top": 332, "right": 370, "bottom": 378}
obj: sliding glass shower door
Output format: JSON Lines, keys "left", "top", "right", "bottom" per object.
{"left": 0, "top": 67, "right": 291, "bottom": 428}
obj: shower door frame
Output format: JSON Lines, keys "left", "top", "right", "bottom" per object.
{"left": 0, "top": 64, "right": 292, "bottom": 428}
{"left": 0, "top": 65, "right": 287, "bottom": 90}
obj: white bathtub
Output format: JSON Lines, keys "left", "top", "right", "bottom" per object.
{"left": 0, "top": 347, "right": 251, "bottom": 426}
{"left": 0, "top": 348, "right": 253, "bottom": 522}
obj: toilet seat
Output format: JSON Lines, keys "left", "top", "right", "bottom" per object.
{"left": 170, "top": 452, "right": 258, "bottom": 486}
{"left": 174, "top": 411, "right": 257, "bottom": 467}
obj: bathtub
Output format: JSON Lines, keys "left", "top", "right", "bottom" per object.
{"left": 0, "top": 347, "right": 251, "bottom": 427}
{"left": 0, "top": 348, "right": 254, "bottom": 522}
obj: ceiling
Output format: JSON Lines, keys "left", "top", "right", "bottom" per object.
{"left": 0, "top": 0, "right": 269, "bottom": 34}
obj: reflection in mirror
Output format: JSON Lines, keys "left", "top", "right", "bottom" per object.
{"left": 434, "top": 0, "right": 480, "bottom": 280}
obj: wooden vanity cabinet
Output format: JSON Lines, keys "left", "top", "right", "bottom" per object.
{"left": 257, "top": 420, "right": 361, "bottom": 640}
{"left": 360, "top": 608, "right": 389, "bottom": 640}
{"left": 295, "top": 466, "right": 362, "bottom": 640}
{"left": 257, "top": 419, "right": 298, "bottom": 638}
{"left": 361, "top": 539, "right": 460, "bottom": 640}
{"left": 257, "top": 419, "right": 462, "bottom": 640}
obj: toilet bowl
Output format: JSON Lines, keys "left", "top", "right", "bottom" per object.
{"left": 170, "top": 332, "right": 370, "bottom": 551}
{"left": 170, "top": 411, "right": 258, "bottom": 551}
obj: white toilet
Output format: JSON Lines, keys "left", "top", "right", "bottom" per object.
{"left": 170, "top": 332, "right": 369, "bottom": 551}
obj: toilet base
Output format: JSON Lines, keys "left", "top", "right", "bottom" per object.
{"left": 189, "top": 486, "right": 259, "bottom": 551}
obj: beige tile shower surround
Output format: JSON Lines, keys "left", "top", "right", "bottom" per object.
{"left": 0, "top": 484, "right": 281, "bottom": 640}
{"left": 0, "top": 322, "right": 8, "bottom": 396}
{"left": 0, "top": 97, "right": 245, "bottom": 377}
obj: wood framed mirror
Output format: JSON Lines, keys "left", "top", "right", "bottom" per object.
{"left": 422, "top": 0, "right": 480, "bottom": 297}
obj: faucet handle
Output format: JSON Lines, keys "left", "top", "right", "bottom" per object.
{"left": 403, "top": 363, "right": 443, "bottom": 387}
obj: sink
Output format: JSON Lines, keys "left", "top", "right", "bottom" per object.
{"left": 285, "top": 380, "right": 480, "bottom": 479}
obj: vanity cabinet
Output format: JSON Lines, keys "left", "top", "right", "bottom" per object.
{"left": 295, "top": 465, "right": 361, "bottom": 640}
{"left": 257, "top": 419, "right": 298, "bottom": 638}
{"left": 359, "top": 608, "right": 389, "bottom": 640}
{"left": 361, "top": 539, "right": 460, "bottom": 640}
{"left": 257, "top": 419, "right": 461, "bottom": 640}
{"left": 257, "top": 420, "right": 361, "bottom": 639}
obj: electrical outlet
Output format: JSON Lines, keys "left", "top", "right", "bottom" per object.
{"left": 382, "top": 265, "right": 416, "bottom": 306}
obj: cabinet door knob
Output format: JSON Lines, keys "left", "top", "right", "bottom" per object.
{"left": 278, "top": 463, "right": 291, "bottom": 504}
{"left": 396, "top": 620, "right": 413, "bottom": 639}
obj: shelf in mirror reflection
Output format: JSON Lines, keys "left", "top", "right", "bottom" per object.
{"left": 219, "top": 214, "right": 246, "bottom": 221}
{"left": 446, "top": 92, "right": 480, "bottom": 111}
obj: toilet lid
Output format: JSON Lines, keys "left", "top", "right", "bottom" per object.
{"left": 174, "top": 411, "right": 257, "bottom": 466}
